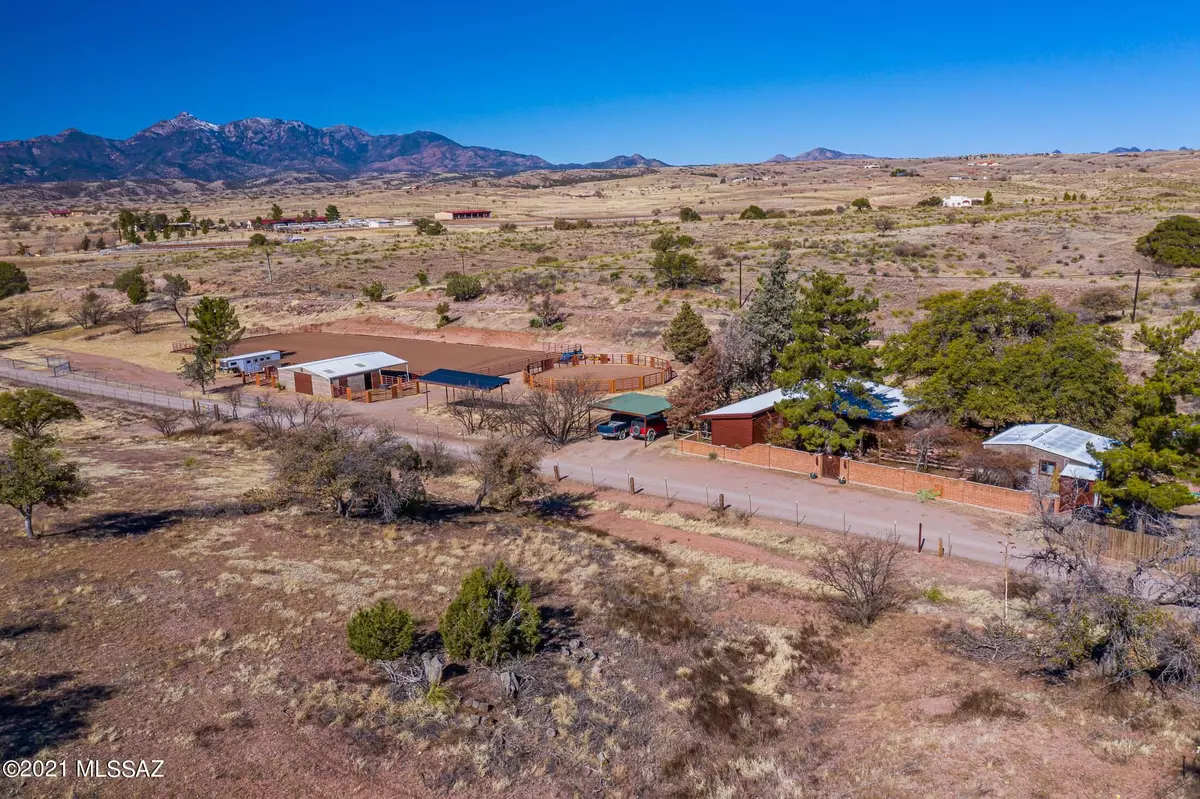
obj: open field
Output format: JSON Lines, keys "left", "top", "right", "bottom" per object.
{"left": 228, "top": 333, "right": 545, "bottom": 376}
{"left": 2, "top": 393, "right": 1198, "bottom": 798}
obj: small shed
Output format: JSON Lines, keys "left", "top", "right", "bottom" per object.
{"left": 700, "top": 383, "right": 911, "bottom": 448}
{"left": 278, "top": 351, "right": 409, "bottom": 397}
{"left": 983, "top": 423, "right": 1120, "bottom": 508}
{"left": 218, "top": 349, "right": 281, "bottom": 374}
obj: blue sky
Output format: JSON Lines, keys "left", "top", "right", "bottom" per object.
{"left": 4, "top": 0, "right": 1198, "bottom": 163}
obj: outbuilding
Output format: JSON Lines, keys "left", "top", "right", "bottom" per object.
{"left": 278, "top": 351, "right": 410, "bottom": 397}
{"left": 434, "top": 209, "right": 492, "bottom": 221}
{"left": 218, "top": 349, "right": 281, "bottom": 374}
{"left": 699, "top": 383, "right": 912, "bottom": 448}
{"left": 982, "top": 423, "right": 1120, "bottom": 508}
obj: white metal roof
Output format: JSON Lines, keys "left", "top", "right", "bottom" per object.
{"left": 700, "top": 382, "right": 912, "bottom": 422}
{"left": 983, "top": 423, "right": 1119, "bottom": 466}
{"left": 1061, "top": 463, "right": 1101, "bottom": 482}
{"left": 219, "top": 349, "right": 280, "bottom": 362}
{"left": 280, "top": 351, "right": 407, "bottom": 379}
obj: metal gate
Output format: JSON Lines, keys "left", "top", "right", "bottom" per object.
{"left": 820, "top": 454, "right": 841, "bottom": 479}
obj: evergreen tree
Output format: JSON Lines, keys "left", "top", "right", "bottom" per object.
{"left": 269, "top": 203, "right": 283, "bottom": 220}
{"left": 773, "top": 270, "right": 879, "bottom": 453}
{"left": 662, "top": 302, "right": 711, "bottom": 363}
{"left": 1095, "top": 312, "right": 1200, "bottom": 521}
{"left": 325, "top": 204, "right": 341, "bottom": 221}
{"left": 439, "top": 561, "right": 540, "bottom": 666}
{"left": 883, "top": 284, "right": 1126, "bottom": 431}
{"left": 740, "top": 249, "right": 796, "bottom": 391}
{"left": 188, "top": 296, "right": 244, "bottom": 358}
{"left": 983, "top": 190, "right": 994, "bottom": 205}
{"left": 0, "top": 262, "right": 30, "bottom": 299}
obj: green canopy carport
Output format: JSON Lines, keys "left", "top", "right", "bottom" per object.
{"left": 589, "top": 393, "right": 673, "bottom": 446}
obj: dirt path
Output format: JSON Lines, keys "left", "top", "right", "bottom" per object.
{"left": 586, "top": 508, "right": 812, "bottom": 575}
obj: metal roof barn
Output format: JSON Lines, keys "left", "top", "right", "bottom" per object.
{"left": 280, "top": 351, "right": 408, "bottom": 380}
{"left": 700, "top": 382, "right": 911, "bottom": 422}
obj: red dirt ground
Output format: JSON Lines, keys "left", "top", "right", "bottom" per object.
{"left": 228, "top": 333, "right": 545, "bottom": 376}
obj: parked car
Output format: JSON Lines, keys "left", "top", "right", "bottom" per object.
{"left": 630, "top": 415, "right": 669, "bottom": 442}
{"left": 596, "top": 413, "right": 636, "bottom": 440}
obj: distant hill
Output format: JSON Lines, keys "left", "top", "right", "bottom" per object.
{"left": 0, "top": 113, "right": 668, "bottom": 184}
{"left": 766, "top": 147, "right": 874, "bottom": 163}
{"left": 1108, "top": 146, "right": 1143, "bottom": 154}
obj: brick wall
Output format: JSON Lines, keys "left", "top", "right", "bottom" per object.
{"left": 677, "top": 436, "right": 1033, "bottom": 515}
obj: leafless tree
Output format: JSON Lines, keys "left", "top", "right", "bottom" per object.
{"left": 188, "top": 405, "right": 218, "bottom": 436}
{"left": 446, "top": 390, "right": 495, "bottom": 434}
{"left": 517, "top": 381, "right": 604, "bottom": 447}
{"left": 147, "top": 408, "right": 186, "bottom": 437}
{"left": 811, "top": 533, "right": 908, "bottom": 625}
{"left": 962, "top": 445, "right": 1032, "bottom": 489}
{"left": 531, "top": 292, "right": 565, "bottom": 327}
{"left": 249, "top": 397, "right": 298, "bottom": 438}
{"left": 1, "top": 300, "right": 51, "bottom": 337}
{"left": 901, "top": 410, "right": 956, "bottom": 472}
{"left": 115, "top": 303, "right": 153, "bottom": 334}
{"left": 66, "top": 290, "right": 112, "bottom": 329}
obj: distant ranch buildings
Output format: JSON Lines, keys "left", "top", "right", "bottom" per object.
{"left": 434, "top": 209, "right": 492, "bottom": 221}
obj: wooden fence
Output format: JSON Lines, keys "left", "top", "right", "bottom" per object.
{"left": 524, "top": 353, "right": 676, "bottom": 393}
{"left": 1075, "top": 521, "right": 1200, "bottom": 573}
{"left": 172, "top": 323, "right": 325, "bottom": 353}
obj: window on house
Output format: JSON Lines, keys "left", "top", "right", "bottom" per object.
{"left": 1038, "top": 460, "right": 1057, "bottom": 476}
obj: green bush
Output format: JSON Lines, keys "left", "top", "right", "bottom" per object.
{"left": 347, "top": 599, "right": 416, "bottom": 661}
{"left": 679, "top": 206, "right": 701, "bottom": 222}
{"left": 739, "top": 205, "right": 767, "bottom": 220}
{"left": 445, "top": 273, "right": 483, "bottom": 301}
{"left": 248, "top": 233, "right": 268, "bottom": 247}
{"left": 1136, "top": 215, "right": 1200, "bottom": 269}
{"left": 362, "top": 281, "right": 386, "bottom": 302}
{"left": 439, "top": 561, "right": 540, "bottom": 666}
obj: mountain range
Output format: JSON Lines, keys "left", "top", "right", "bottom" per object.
{"left": 765, "top": 147, "right": 875, "bottom": 163}
{"left": 0, "top": 113, "right": 669, "bottom": 184}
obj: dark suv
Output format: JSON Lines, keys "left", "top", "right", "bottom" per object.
{"left": 630, "top": 415, "right": 669, "bottom": 442}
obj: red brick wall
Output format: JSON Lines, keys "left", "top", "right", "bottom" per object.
{"left": 678, "top": 437, "right": 1033, "bottom": 514}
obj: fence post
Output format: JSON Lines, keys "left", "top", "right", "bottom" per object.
{"left": 628, "top": 476, "right": 635, "bottom": 494}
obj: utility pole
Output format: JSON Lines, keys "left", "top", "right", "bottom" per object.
{"left": 265, "top": 247, "right": 273, "bottom": 282}
{"left": 738, "top": 260, "right": 743, "bottom": 306}
{"left": 1131, "top": 268, "right": 1142, "bottom": 322}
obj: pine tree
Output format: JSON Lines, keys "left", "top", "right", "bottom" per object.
{"left": 189, "top": 296, "right": 244, "bottom": 358}
{"left": 740, "top": 249, "right": 796, "bottom": 391}
{"left": 662, "top": 302, "right": 710, "bottom": 363}
{"left": 983, "top": 190, "right": 993, "bottom": 205}
{"left": 773, "top": 270, "right": 879, "bottom": 453}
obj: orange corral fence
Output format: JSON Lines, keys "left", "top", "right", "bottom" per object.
{"left": 172, "top": 323, "right": 324, "bottom": 353}
{"left": 524, "top": 353, "right": 676, "bottom": 394}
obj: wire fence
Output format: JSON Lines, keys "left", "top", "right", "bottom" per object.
{"left": 0, "top": 360, "right": 243, "bottom": 416}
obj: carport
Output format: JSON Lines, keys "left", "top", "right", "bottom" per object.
{"left": 417, "top": 368, "right": 510, "bottom": 408}
{"left": 589, "top": 392, "right": 672, "bottom": 447}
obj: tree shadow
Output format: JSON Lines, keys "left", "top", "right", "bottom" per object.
{"left": 530, "top": 490, "right": 596, "bottom": 521}
{"left": 536, "top": 604, "right": 581, "bottom": 653}
{"left": 54, "top": 509, "right": 183, "bottom": 539}
{"left": 0, "top": 612, "right": 64, "bottom": 640}
{"left": 0, "top": 672, "right": 117, "bottom": 760}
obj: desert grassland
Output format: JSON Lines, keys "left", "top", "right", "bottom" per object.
{"left": 1, "top": 392, "right": 1197, "bottom": 798}
{"left": 1, "top": 152, "right": 1199, "bottom": 380}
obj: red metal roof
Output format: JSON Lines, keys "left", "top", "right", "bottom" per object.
{"left": 449, "top": 209, "right": 491, "bottom": 214}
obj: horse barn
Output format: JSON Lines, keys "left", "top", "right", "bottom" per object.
{"left": 217, "top": 350, "right": 281, "bottom": 374}
{"left": 277, "top": 351, "right": 411, "bottom": 398}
